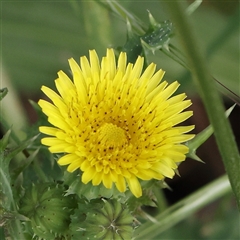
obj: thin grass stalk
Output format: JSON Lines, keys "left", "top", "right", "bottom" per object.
{"left": 135, "top": 174, "right": 231, "bottom": 239}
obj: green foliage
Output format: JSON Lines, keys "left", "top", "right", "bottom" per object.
{"left": 1, "top": 0, "right": 239, "bottom": 239}
{"left": 166, "top": 1, "right": 240, "bottom": 208}
{"left": 0, "top": 130, "right": 28, "bottom": 238}
{"left": 187, "top": 104, "right": 236, "bottom": 162}
{"left": 64, "top": 171, "right": 124, "bottom": 201}
{"left": 120, "top": 12, "right": 173, "bottom": 64}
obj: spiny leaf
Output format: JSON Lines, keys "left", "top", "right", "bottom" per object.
{"left": 187, "top": 104, "right": 236, "bottom": 162}
{"left": 64, "top": 171, "right": 124, "bottom": 201}
{"left": 0, "top": 166, "right": 13, "bottom": 210}
{"left": 0, "top": 129, "right": 11, "bottom": 152}
{"left": 3, "top": 134, "right": 39, "bottom": 166}
{"left": 120, "top": 12, "right": 173, "bottom": 64}
{"left": 10, "top": 148, "right": 39, "bottom": 181}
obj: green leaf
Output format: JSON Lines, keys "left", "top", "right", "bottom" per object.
{"left": 0, "top": 166, "right": 13, "bottom": 210}
{"left": 0, "top": 129, "right": 11, "bottom": 152}
{"left": 141, "top": 19, "right": 173, "bottom": 52}
{"left": 0, "top": 132, "right": 39, "bottom": 210}
{"left": 64, "top": 171, "right": 124, "bottom": 201}
{"left": 0, "top": 130, "right": 13, "bottom": 210}
{"left": 120, "top": 12, "right": 173, "bottom": 64}
{"left": 67, "top": 177, "right": 114, "bottom": 201}
{"left": 0, "top": 132, "right": 39, "bottom": 239}
{"left": 0, "top": 88, "right": 8, "bottom": 101}
{"left": 10, "top": 148, "right": 39, "bottom": 181}
{"left": 3, "top": 134, "right": 39, "bottom": 166}
{"left": 187, "top": 104, "right": 236, "bottom": 162}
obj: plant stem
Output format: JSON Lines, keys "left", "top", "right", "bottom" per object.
{"left": 165, "top": 1, "right": 240, "bottom": 208}
{"left": 32, "top": 158, "right": 49, "bottom": 182}
{"left": 135, "top": 174, "right": 231, "bottom": 239}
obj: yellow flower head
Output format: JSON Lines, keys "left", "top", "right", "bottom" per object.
{"left": 38, "top": 49, "right": 194, "bottom": 198}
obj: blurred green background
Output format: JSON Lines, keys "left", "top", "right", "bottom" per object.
{"left": 1, "top": 0, "right": 239, "bottom": 239}
{"left": 2, "top": 0, "right": 239, "bottom": 94}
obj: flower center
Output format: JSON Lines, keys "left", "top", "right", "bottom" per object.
{"left": 98, "top": 123, "right": 127, "bottom": 147}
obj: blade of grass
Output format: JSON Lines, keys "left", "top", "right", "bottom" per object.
{"left": 165, "top": 1, "right": 240, "bottom": 208}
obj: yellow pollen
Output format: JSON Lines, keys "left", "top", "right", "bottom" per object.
{"left": 98, "top": 123, "right": 127, "bottom": 147}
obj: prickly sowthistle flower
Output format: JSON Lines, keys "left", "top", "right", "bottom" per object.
{"left": 39, "top": 49, "right": 194, "bottom": 198}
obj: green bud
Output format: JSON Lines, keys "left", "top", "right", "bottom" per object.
{"left": 70, "top": 198, "right": 134, "bottom": 240}
{"left": 19, "top": 183, "right": 77, "bottom": 239}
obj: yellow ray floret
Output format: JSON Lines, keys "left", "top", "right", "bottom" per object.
{"left": 38, "top": 48, "right": 194, "bottom": 198}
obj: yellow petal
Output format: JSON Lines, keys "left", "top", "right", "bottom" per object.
{"left": 58, "top": 154, "right": 79, "bottom": 165}
{"left": 165, "top": 111, "right": 193, "bottom": 126}
{"left": 106, "top": 48, "right": 116, "bottom": 80}
{"left": 55, "top": 71, "right": 75, "bottom": 99}
{"left": 41, "top": 137, "right": 63, "bottom": 147}
{"left": 89, "top": 50, "right": 100, "bottom": 75}
{"left": 80, "top": 55, "right": 92, "bottom": 80}
{"left": 146, "top": 69, "right": 165, "bottom": 94}
{"left": 115, "top": 174, "right": 126, "bottom": 193}
{"left": 174, "top": 125, "right": 195, "bottom": 134}
{"left": 146, "top": 81, "right": 168, "bottom": 102}
{"left": 68, "top": 58, "right": 81, "bottom": 73}
{"left": 136, "top": 168, "right": 163, "bottom": 180}
{"left": 82, "top": 167, "right": 96, "bottom": 183}
{"left": 152, "top": 162, "right": 175, "bottom": 178}
{"left": 39, "top": 126, "right": 58, "bottom": 136}
{"left": 163, "top": 100, "right": 192, "bottom": 119}
{"left": 102, "top": 173, "right": 113, "bottom": 189}
{"left": 135, "top": 169, "right": 152, "bottom": 180}
{"left": 40, "top": 86, "right": 68, "bottom": 114}
{"left": 48, "top": 115, "right": 71, "bottom": 130}
{"left": 160, "top": 81, "right": 180, "bottom": 101}
{"left": 38, "top": 100, "right": 61, "bottom": 118}
{"left": 129, "top": 56, "right": 144, "bottom": 80}
{"left": 163, "top": 134, "right": 195, "bottom": 144}
{"left": 92, "top": 172, "right": 103, "bottom": 186}
{"left": 166, "top": 93, "right": 186, "bottom": 105}
{"left": 126, "top": 176, "right": 142, "bottom": 198}
{"left": 117, "top": 52, "right": 127, "bottom": 73}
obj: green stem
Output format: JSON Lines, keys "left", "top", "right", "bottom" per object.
{"left": 152, "top": 186, "right": 168, "bottom": 212}
{"left": 135, "top": 175, "right": 231, "bottom": 239}
{"left": 0, "top": 159, "right": 25, "bottom": 239}
{"left": 32, "top": 158, "right": 49, "bottom": 182}
{"left": 165, "top": 1, "right": 240, "bottom": 208}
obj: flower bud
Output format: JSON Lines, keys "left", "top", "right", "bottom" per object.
{"left": 19, "top": 182, "right": 77, "bottom": 239}
{"left": 70, "top": 198, "right": 134, "bottom": 240}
